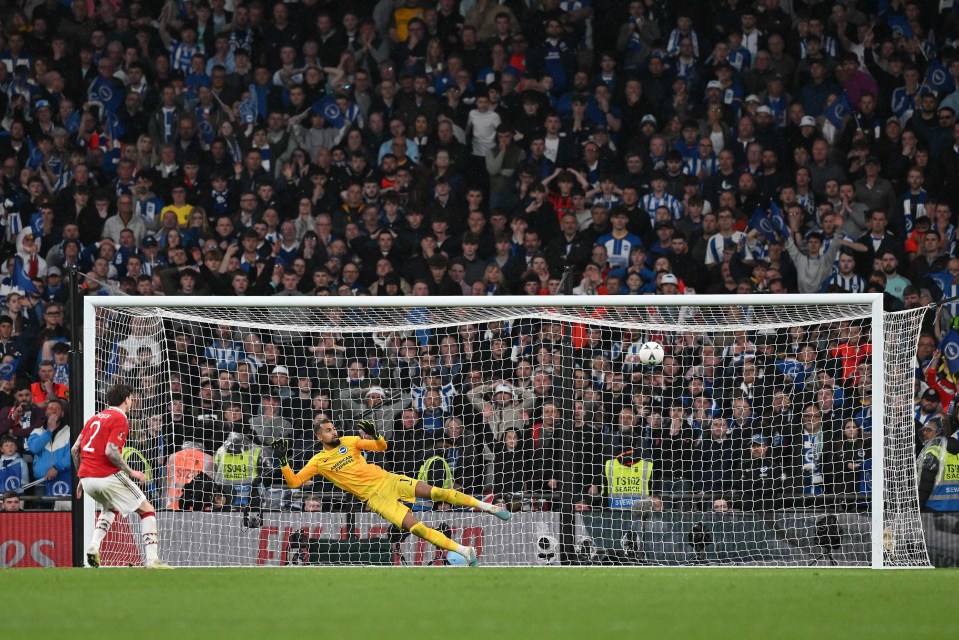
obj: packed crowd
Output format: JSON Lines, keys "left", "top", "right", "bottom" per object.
{"left": 0, "top": 0, "right": 957, "bottom": 511}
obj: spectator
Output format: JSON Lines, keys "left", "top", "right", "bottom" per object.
{"left": 249, "top": 393, "right": 293, "bottom": 458}
{"left": 695, "top": 416, "right": 738, "bottom": 495}
{"left": 491, "top": 427, "right": 528, "bottom": 499}
{"left": 917, "top": 415, "right": 959, "bottom": 512}
{"left": 736, "top": 434, "right": 789, "bottom": 511}
{"left": 387, "top": 408, "right": 428, "bottom": 478}
{"left": 827, "top": 419, "right": 870, "bottom": 499}
{"left": 785, "top": 226, "right": 845, "bottom": 294}
{"left": 340, "top": 384, "right": 408, "bottom": 440}
{"left": 425, "top": 416, "right": 483, "bottom": 495}
{"left": 0, "top": 434, "right": 28, "bottom": 492}
{"left": 796, "top": 403, "right": 830, "bottom": 496}
{"left": 1, "top": 489, "right": 21, "bottom": 511}
{"left": 468, "top": 380, "right": 527, "bottom": 441}
{"left": 0, "top": 384, "right": 44, "bottom": 441}
{"left": 30, "top": 360, "right": 68, "bottom": 409}
{"left": 25, "top": 397, "right": 70, "bottom": 504}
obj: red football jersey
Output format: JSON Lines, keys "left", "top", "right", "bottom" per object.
{"left": 77, "top": 408, "right": 131, "bottom": 478}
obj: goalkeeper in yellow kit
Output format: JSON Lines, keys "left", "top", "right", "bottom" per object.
{"left": 271, "top": 418, "right": 510, "bottom": 566}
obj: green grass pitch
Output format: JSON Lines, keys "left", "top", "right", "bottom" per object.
{"left": 6, "top": 567, "right": 947, "bottom": 639}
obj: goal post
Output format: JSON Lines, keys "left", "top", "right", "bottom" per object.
{"left": 81, "top": 294, "right": 930, "bottom": 568}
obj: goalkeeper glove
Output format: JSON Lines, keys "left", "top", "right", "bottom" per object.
{"left": 271, "top": 438, "right": 290, "bottom": 467}
{"left": 357, "top": 419, "right": 379, "bottom": 438}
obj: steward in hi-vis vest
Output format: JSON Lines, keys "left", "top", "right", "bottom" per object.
{"left": 604, "top": 450, "right": 653, "bottom": 509}
{"left": 122, "top": 445, "right": 154, "bottom": 494}
{"left": 214, "top": 433, "right": 262, "bottom": 506}
{"left": 917, "top": 416, "right": 959, "bottom": 512}
{"left": 165, "top": 442, "right": 213, "bottom": 510}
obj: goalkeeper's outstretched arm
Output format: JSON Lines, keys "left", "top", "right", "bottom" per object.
{"left": 271, "top": 439, "right": 317, "bottom": 489}
{"left": 356, "top": 419, "right": 388, "bottom": 451}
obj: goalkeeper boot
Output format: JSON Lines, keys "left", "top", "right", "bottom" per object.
{"left": 146, "top": 559, "right": 174, "bottom": 569}
{"left": 86, "top": 550, "right": 100, "bottom": 568}
{"left": 463, "top": 546, "right": 479, "bottom": 568}
{"left": 491, "top": 504, "right": 512, "bottom": 522}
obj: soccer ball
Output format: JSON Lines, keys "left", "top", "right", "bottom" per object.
{"left": 535, "top": 535, "right": 559, "bottom": 565}
{"left": 637, "top": 341, "right": 665, "bottom": 366}
{"left": 446, "top": 550, "right": 469, "bottom": 566}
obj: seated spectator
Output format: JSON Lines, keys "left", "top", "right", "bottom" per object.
{"left": 695, "top": 416, "right": 739, "bottom": 495}
{"left": 30, "top": 360, "right": 68, "bottom": 409}
{"left": 491, "top": 428, "right": 528, "bottom": 499}
{"left": 1, "top": 490, "right": 21, "bottom": 511}
{"left": 0, "top": 434, "right": 29, "bottom": 492}
{"left": 735, "top": 434, "right": 790, "bottom": 511}
{"left": 0, "top": 384, "right": 44, "bottom": 441}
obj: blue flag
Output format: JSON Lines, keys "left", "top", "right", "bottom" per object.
{"left": 195, "top": 106, "right": 216, "bottom": 146}
{"left": 887, "top": 15, "right": 914, "bottom": 40}
{"left": 106, "top": 333, "right": 121, "bottom": 382}
{"left": 926, "top": 59, "right": 956, "bottom": 95}
{"left": 249, "top": 83, "right": 268, "bottom": 122}
{"left": 0, "top": 356, "right": 19, "bottom": 381}
{"left": 25, "top": 136, "right": 41, "bottom": 170}
{"left": 749, "top": 206, "right": 777, "bottom": 243}
{"left": 237, "top": 98, "right": 257, "bottom": 125}
{"left": 87, "top": 75, "right": 122, "bottom": 115}
{"left": 824, "top": 93, "right": 852, "bottom": 128}
{"left": 941, "top": 329, "right": 959, "bottom": 376}
{"left": 105, "top": 112, "right": 125, "bottom": 144}
{"left": 29, "top": 210, "right": 42, "bottom": 237}
{"left": 770, "top": 200, "right": 789, "bottom": 241}
{"left": 12, "top": 257, "right": 38, "bottom": 295}
{"left": 311, "top": 95, "right": 345, "bottom": 128}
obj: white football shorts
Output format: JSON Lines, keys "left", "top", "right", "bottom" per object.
{"left": 81, "top": 472, "right": 147, "bottom": 516}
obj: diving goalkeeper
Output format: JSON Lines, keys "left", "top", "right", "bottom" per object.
{"left": 272, "top": 418, "right": 510, "bottom": 566}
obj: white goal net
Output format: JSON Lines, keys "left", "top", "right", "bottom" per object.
{"left": 83, "top": 295, "right": 930, "bottom": 568}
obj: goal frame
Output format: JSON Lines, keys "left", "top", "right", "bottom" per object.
{"left": 83, "top": 293, "right": 899, "bottom": 568}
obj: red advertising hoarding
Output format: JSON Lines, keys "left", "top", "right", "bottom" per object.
{"left": 0, "top": 512, "right": 72, "bottom": 567}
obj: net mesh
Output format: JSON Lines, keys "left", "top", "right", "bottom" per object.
{"left": 88, "top": 299, "right": 929, "bottom": 567}
{"left": 882, "top": 308, "right": 931, "bottom": 567}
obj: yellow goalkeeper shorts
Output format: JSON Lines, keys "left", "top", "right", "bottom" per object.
{"left": 365, "top": 473, "right": 418, "bottom": 529}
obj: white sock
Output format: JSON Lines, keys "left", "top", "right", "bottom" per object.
{"left": 140, "top": 513, "right": 159, "bottom": 564}
{"left": 474, "top": 500, "right": 496, "bottom": 513}
{"left": 455, "top": 543, "right": 471, "bottom": 556}
{"left": 88, "top": 511, "right": 116, "bottom": 553}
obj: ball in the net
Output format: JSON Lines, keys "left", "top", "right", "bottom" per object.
{"left": 637, "top": 341, "right": 665, "bottom": 366}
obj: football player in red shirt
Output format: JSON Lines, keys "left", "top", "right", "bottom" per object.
{"left": 72, "top": 384, "right": 171, "bottom": 568}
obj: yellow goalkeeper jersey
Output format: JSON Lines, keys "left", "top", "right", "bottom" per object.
{"left": 281, "top": 436, "right": 389, "bottom": 501}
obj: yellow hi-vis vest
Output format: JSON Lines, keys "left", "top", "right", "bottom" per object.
{"left": 214, "top": 447, "right": 261, "bottom": 484}
{"left": 604, "top": 457, "right": 653, "bottom": 509}
{"left": 414, "top": 455, "right": 453, "bottom": 509}
{"left": 918, "top": 439, "right": 959, "bottom": 511}
{"left": 417, "top": 455, "right": 454, "bottom": 489}
{"left": 122, "top": 446, "right": 152, "bottom": 483}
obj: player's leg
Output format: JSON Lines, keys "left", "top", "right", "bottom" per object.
{"left": 134, "top": 499, "right": 171, "bottom": 569}
{"left": 81, "top": 477, "right": 119, "bottom": 567}
{"left": 414, "top": 481, "right": 511, "bottom": 521}
{"left": 369, "top": 478, "right": 479, "bottom": 566}
{"left": 87, "top": 509, "right": 118, "bottom": 567}
{"left": 400, "top": 511, "right": 478, "bottom": 567}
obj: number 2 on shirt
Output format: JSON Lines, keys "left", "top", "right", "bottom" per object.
{"left": 82, "top": 420, "right": 101, "bottom": 452}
